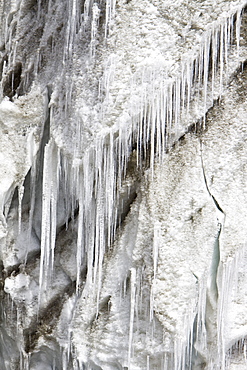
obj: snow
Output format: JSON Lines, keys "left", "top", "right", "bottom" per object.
{"left": 5, "top": 272, "right": 30, "bottom": 297}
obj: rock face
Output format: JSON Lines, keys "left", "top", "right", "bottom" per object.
{"left": 1, "top": 0, "right": 247, "bottom": 369}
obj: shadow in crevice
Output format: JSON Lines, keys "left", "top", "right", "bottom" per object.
{"left": 2, "top": 62, "right": 23, "bottom": 101}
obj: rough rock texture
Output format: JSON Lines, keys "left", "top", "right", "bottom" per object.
{"left": 1, "top": 0, "right": 247, "bottom": 369}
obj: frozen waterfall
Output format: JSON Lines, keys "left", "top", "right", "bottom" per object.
{"left": 1, "top": 0, "right": 247, "bottom": 369}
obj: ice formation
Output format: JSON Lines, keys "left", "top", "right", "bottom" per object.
{"left": 1, "top": 0, "right": 247, "bottom": 369}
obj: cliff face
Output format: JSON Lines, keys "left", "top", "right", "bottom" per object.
{"left": 1, "top": 0, "right": 247, "bottom": 369}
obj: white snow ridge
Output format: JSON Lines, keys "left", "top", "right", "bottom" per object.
{"left": 1, "top": 0, "right": 247, "bottom": 369}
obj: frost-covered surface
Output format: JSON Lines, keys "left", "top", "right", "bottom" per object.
{"left": 1, "top": 0, "right": 247, "bottom": 369}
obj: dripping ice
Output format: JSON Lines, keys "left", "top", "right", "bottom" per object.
{"left": 37, "top": 2, "right": 247, "bottom": 368}
{"left": 2, "top": 0, "right": 247, "bottom": 368}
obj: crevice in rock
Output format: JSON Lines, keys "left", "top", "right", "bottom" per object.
{"left": 88, "top": 294, "right": 112, "bottom": 328}
{"left": 2, "top": 62, "right": 23, "bottom": 100}
{"left": 199, "top": 140, "right": 223, "bottom": 296}
{"left": 23, "top": 280, "right": 76, "bottom": 354}
{"left": 200, "top": 140, "right": 225, "bottom": 218}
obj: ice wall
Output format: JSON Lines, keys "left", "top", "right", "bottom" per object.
{"left": 1, "top": 0, "right": 247, "bottom": 369}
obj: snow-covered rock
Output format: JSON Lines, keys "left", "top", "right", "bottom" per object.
{"left": 1, "top": 0, "right": 247, "bottom": 369}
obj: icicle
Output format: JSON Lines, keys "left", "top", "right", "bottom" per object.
{"left": 128, "top": 267, "right": 136, "bottom": 369}
{"left": 37, "top": 0, "right": 41, "bottom": 19}
{"left": 34, "top": 48, "right": 41, "bottom": 78}
{"left": 150, "top": 97, "right": 155, "bottom": 178}
{"left": 63, "top": 0, "right": 79, "bottom": 62}
{"left": 96, "top": 184, "right": 105, "bottom": 315}
{"left": 64, "top": 77, "right": 74, "bottom": 120}
{"left": 105, "top": 136, "right": 112, "bottom": 247}
{"left": 180, "top": 62, "right": 186, "bottom": 113}
{"left": 195, "top": 276, "right": 207, "bottom": 358}
{"left": 147, "top": 355, "right": 150, "bottom": 370}
{"left": 149, "top": 284, "right": 154, "bottom": 322}
{"left": 153, "top": 221, "right": 160, "bottom": 281}
{"left": 39, "top": 139, "right": 59, "bottom": 306}
{"left": 76, "top": 170, "right": 84, "bottom": 294}
{"left": 156, "top": 83, "right": 162, "bottom": 161}
{"left": 134, "top": 269, "right": 140, "bottom": 335}
{"left": 90, "top": 3, "right": 100, "bottom": 59}
{"left": 18, "top": 184, "right": 24, "bottom": 234}
{"left": 187, "top": 315, "right": 194, "bottom": 370}
{"left": 217, "top": 246, "right": 245, "bottom": 368}
{"left": 174, "top": 77, "right": 180, "bottom": 135}
{"left": 123, "top": 275, "right": 127, "bottom": 298}
{"left": 84, "top": 0, "right": 94, "bottom": 25}
{"left": 198, "top": 45, "right": 204, "bottom": 113}
{"left": 219, "top": 22, "right": 224, "bottom": 96}
{"left": 4, "top": 16, "right": 8, "bottom": 48}
{"left": 186, "top": 59, "right": 192, "bottom": 117}
{"left": 174, "top": 338, "right": 179, "bottom": 370}
{"left": 92, "top": 149, "right": 101, "bottom": 292}
{"left": 105, "top": 0, "right": 116, "bottom": 38}
{"left": 11, "top": 40, "right": 18, "bottom": 70}
{"left": 51, "top": 147, "right": 60, "bottom": 272}
{"left": 230, "top": 13, "right": 234, "bottom": 45}
{"left": 143, "top": 82, "right": 148, "bottom": 162}
{"left": 218, "top": 262, "right": 228, "bottom": 367}
{"left": 83, "top": 148, "right": 95, "bottom": 290}
{"left": 167, "top": 81, "right": 173, "bottom": 146}
{"left": 224, "top": 18, "right": 229, "bottom": 69}
{"left": 236, "top": 9, "right": 241, "bottom": 60}
{"left": 39, "top": 144, "right": 51, "bottom": 302}
{"left": 159, "top": 83, "right": 164, "bottom": 160}
{"left": 203, "top": 31, "right": 210, "bottom": 125}
{"left": 211, "top": 26, "right": 216, "bottom": 100}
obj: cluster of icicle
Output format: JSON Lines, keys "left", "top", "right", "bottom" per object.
{"left": 217, "top": 245, "right": 247, "bottom": 370}
{"left": 3, "top": 0, "right": 246, "bottom": 368}
{"left": 0, "top": 0, "right": 116, "bottom": 99}
{"left": 36, "top": 2, "right": 247, "bottom": 369}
